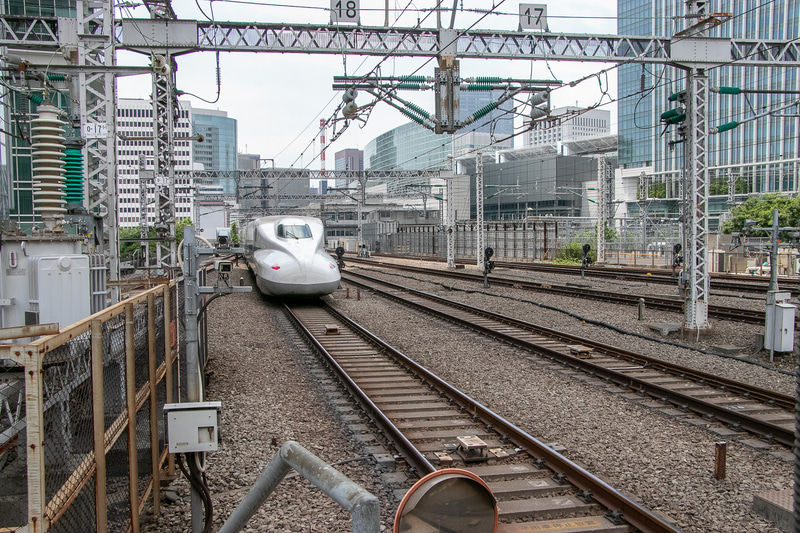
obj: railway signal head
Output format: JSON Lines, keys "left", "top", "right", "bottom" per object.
{"left": 335, "top": 246, "right": 346, "bottom": 271}
{"left": 484, "top": 247, "right": 495, "bottom": 275}
{"left": 581, "top": 244, "right": 592, "bottom": 269}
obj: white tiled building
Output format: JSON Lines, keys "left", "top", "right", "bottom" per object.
{"left": 525, "top": 106, "right": 611, "bottom": 155}
{"left": 116, "top": 98, "right": 197, "bottom": 228}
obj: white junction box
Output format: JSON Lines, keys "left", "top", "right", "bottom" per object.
{"left": 164, "top": 402, "right": 221, "bottom": 453}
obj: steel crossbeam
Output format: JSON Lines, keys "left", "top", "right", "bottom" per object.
{"left": 0, "top": 15, "right": 58, "bottom": 48}
{"left": 5, "top": 18, "right": 800, "bottom": 67}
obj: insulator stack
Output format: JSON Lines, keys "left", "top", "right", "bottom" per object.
{"left": 30, "top": 104, "right": 67, "bottom": 222}
{"left": 63, "top": 144, "right": 84, "bottom": 206}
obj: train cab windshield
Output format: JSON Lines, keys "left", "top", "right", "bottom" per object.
{"left": 276, "top": 223, "right": 312, "bottom": 239}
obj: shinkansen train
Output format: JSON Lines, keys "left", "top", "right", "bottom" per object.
{"left": 242, "top": 216, "right": 340, "bottom": 297}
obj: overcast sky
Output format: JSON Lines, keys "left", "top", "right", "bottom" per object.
{"left": 116, "top": 1, "right": 618, "bottom": 169}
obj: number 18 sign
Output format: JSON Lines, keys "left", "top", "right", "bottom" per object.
{"left": 331, "top": 0, "right": 360, "bottom": 24}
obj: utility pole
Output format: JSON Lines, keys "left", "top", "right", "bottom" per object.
{"left": 78, "top": 0, "right": 119, "bottom": 302}
{"left": 152, "top": 52, "right": 178, "bottom": 277}
{"left": 660, "top": 1, "right": 732, "bottom": 333}
{"left": 476, "top": 152, "right": 485, "bottom": 269}
{"left": 183, "top": 226, "right": 250, "bottom": 533}
{"left": 595, "top": 156, "right": 609, "bottom": 264}
{"left": 639, "top": 172, "right": 650, "bottom": 253}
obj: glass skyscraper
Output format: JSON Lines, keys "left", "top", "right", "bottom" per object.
{"left": 192, "top": 108, "right": 238, "bottom": 171}
{"left": 364, "top": 90, "right": 514, "bottom": 174}
{"left": 618, "top": 0, "right": 799, "bottom": 197}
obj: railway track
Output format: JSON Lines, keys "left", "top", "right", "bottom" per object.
{"left": 284, "top": 300, "right": 682, "bottom": 533}
{"left": 343, "top": 258, "right": 767, "bottom": 324}
{"left": 364, "top": 253, "right": 800, "bottom": 295}
{"left": 340, "top": 270, "right": 795, "bottom": 448}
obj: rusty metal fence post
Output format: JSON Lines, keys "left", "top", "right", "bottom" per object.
{"left": 91, "top": 318, "right": 108, "bottom": 533}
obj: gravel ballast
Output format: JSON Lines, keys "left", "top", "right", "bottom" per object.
{"left": 144, "top": 260, "right": 796, "bottom": 533}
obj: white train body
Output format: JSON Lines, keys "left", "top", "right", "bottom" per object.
{"left": 242, "top": 216, "right": 340, "bottom": 297}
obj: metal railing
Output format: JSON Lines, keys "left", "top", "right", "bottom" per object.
{"left": 219, "top": 441, "right": 379, "bottom": 533}
{"left": 0, "top": 280, "right": 184, "bottom": 533}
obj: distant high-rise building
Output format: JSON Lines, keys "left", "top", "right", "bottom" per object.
{"left": 192, "top": 109, "right": 238, "bottom": 171}
{"left": 617, "top": 0, "right": 799, "bottom": 206}
{"left": 334, "top": 149, "right": 363, "bottom": 172}
{"left": 116, "top": 98, "right": 195, "bottom": 228}
{"left": 238, "top": 153, "right": 261, "bottom": 170}
{"left": 333, "top": 149, "right": 363, "bottom": 188}
{"left": 525, "top": 107, "right": 611, "bottom": 154}
{"left": 364, "top": 90, "right": 514, "bottom": 174}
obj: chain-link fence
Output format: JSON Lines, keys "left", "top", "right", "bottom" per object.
{"left": 0, "top": 280, "right": 184, "bottom": 532}
{"left": 386, "top": 219, "right": 679, "bottom": 265}
{"left": 381, "top": 219, "right": 800, "bottom": 275}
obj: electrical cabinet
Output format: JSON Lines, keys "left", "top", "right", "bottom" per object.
{"left": 772, "top": 303, "right": 796, "bottom": 353}
{"left": 164, "top": 402, "right": 221, "bottom": 453}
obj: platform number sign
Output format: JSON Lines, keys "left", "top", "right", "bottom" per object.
{"left": 331, "top": 0, "right": 360, "bottom": 24}
{"left": 519, "top": 4, "right": 547, "bottom": 31}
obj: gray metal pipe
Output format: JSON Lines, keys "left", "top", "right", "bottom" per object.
{"left": 219, "top": 441, "right": 380, "bottom": 533}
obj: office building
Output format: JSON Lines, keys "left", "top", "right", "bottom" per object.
{"left": 334, "top": 148, "right": 363, "bottom": 172}
{"left": 364, "top": 90, "right": 514, "bottom": 174}
{"left": 192, "top": 108, "right": 238, "bottom": 171}
{"left": 238, "top": 153, "right": 261, "bottom": 170}
{"left": 617, "top": 0, "right": 799, "bottom": 221}
{"left": 525, "top": 107, "right": 611, "bottom": 154}
{"left": 333, "top": 148, "right": 364, "bottom": 188}
{"left": 116, "top": 98, "right": 196, "bottom": 228}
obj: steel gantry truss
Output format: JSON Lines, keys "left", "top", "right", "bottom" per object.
{"left": 5, "top": 18, "right": 800, "bottom": 67}
{"left": 595, "top": 156, "right": 613, "bottom": 264}
{"left": 151, "top": 53, "right": 179, "bottom": 276}
{"left": 77, "top": 0, "right": 120, "bottom": 303}
{"left": 4, "top": 4, "right": 800, "bottom": 328}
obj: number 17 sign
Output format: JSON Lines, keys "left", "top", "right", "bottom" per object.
{"left": 519, "top": 4, "right": 547, "bottom": 31}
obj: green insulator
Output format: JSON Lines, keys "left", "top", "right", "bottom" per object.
{"left": 400, "top": 75, "right": 425, "bottom": 82}
{"left": 668, "top": 91, "right": 684, "bottom": 102}
{"left": 717, "top": 86, "right": 741, "bottom": 94}
{"left": 396, "top": 83, "right": 422, "bottom": 90}
{"left": 464, "top": 102, "right": 497, "bottom": 124}
{"left": 714, "top": 121, "right": 739, "bottom": 133}
{"left": 660, "top": 108, "right": 682, "bottom": 121}
{"left": 47, "top": 73, "right": 66, "bottom": 82}
{"left": 399, "top": 108, "right": 425, "bottom": 125}
{"left": 666, "top": 113, "right": 686, "bottom": 125}
{"left": 466, "top": 84, "right": 492, "bottom": 91}
{"left": 29, "top": 93, "right": 45, "bottom": 106}
{"left": 63, "top": 148, "right": 85, "bottom": 203}
{"left": 475, "top": 76, "right": 502, "bottom": 83}
{"left": 405, "top": 102, "right": 430, "bottom": 118}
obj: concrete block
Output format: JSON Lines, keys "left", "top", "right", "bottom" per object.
{"left": 753, "top": 490, "right": 792, "bottom": 532}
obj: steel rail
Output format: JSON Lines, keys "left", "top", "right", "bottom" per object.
{"left": 290, "top": 300, "right": 683, "bottom": 533}
{"left": 282, "top": 302, "right": 435, "bottom": 477}
{"left": 342, "top": 271, "right": 794, "bottom": 447}
{"left": 345, "top": 259, "right": 766, "bottom": 323}
{"left": 365, "top": 253, "right": 800, "bottom": 294}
